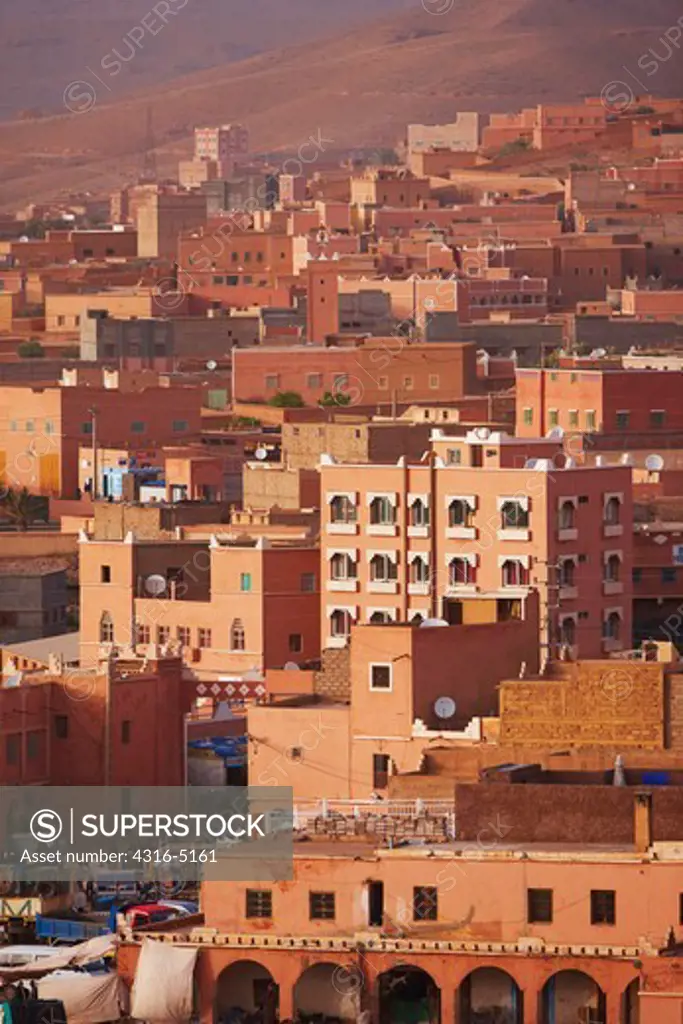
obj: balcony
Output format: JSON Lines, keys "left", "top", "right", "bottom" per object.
{"left": 559, "top": 585, "right": 578, "bottom": 600}
{"left": 408, "top": 582, "right": 430, "bottom": 596}
{"left": 408, "top": 525, "right": 429, "bottom": 538}
{"left": 327, "top": 521, "right": 358, "bottom": 536}
{"left": 446, "top": 526, "right": 476, "bottom": 540}
{"left": 497, "top": 527, "right": 530, "bottom": 542}
{"left": 602, "top": 636, "right": 623, "bottom": 653}
{"left": 367, "top": 523, "right": 398, "bottom": 537}
{"left": 368, "top": 580, "right": 398, "bottom": 594}
{"left": 557, "top": 527, "right": 578, "bottom": 542}
{"left": 603, "top": 580, "right": 624, "bottom": 596}
{"left": 604, "top": 524, "right": 623, "bottom": 539}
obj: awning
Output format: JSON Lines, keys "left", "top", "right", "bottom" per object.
{"left": 131, "top": 938, "right": 198, "bottom": 1022}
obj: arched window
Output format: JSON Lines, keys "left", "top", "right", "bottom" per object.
{"left": 410, "top": 557, "right": 429, "bottom": 584}
{"left": 560, "top": 558, "right": 575, "bottom": 587}
{"left": 230, "top": 618, "right": 245, "bottom": 651}
{"left": 369, "top": 611, "right": 391, "bottom": 624}
{"left": 604, "top": 496, "right": 621, "bottom": 526}
{"left": 410, "top": 499, "right": 430, "bottom": 528}
{"left": 369, "top": 496, "right": 395, "bottom": 526}
{"left": 449, "top": 557, "right": 472, "bottom": 586}
{"left": 99, "top": 612, "right": 114, "bottom": 644}
{"left": 604, "top": 611, "right": 621, "bottom": 640}
{"left": 330, "top": 609, "right": 351, "bottom": 638}
{"left": 500, "top": 500, "right": 528, "bottom": 529}
{"left": 370, "top": 554, "right": 397, "bottom": 582}
{"left": 501, "top": 559, "right": 528, "bottom": 587}
{"left": 604, "top": 554, "right": 621, "bottom": 582}
{"left": 558, "top": 500, "right": 575, "bottom": 530}
{"left": 410, "top": 612, "right": 424, "bottom": 625}
{"left": 560, "top": 617, "right": 576, "bottom": 647}
{"left": 330, "top": 495, "right": 357, "bottom": 524}
{"left": 448, "top": 499, "right": 471, "bottom": 528}
{"left": 330, "top": 553, "right": 356, "bottom": 580}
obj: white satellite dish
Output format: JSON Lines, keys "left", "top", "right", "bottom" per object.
{"left": 645, "top": 453, "right": 664, "bottom": 472}
{"left": 284, "top": 661, "right": 300, "bottom": 671}
{"left": 434, "top": 696, "right": 456, "bottom": 720}
{"left": 145, "top": 574, "right": 167, "bottom": 596}
{"left": 420, "top": 617, "right": 449, "bottom": 628}
{"left": 254, "top": 447, "right": 268, "bottom": 461}
{"left": 475, "top": 427, "right": 491, "bottom": 440}
{"left": 206, "top": 360, "right": 218, "bottom": 370}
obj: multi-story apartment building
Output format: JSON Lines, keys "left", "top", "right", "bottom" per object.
{"left": 194, "top": 124, "right": 249, "bottom": 165}
{"left": 320, "top": 430, "right": 633, "bottom": 659}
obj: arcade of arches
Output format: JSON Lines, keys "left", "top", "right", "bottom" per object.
{"left": 196, "top": 950, "right": 642, "bottom": 1024}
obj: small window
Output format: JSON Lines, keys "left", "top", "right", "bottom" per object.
{"left": 373, "top": 753, "right": 390, "bottom": 789}
{"left": 632, "top": 568, "right": 642, "bottom": 584}
{"left": 378, "top": 376, "right": 389, "bottom": 389}
{"left": 136, "top": 623, "right": 150, "bottom": 645}
{"left": 585, "top": 410, "right": 596, "bottom": 431}
{"left": 403, "top": 376, "right": 414, "bottom": 390}
{"left": 370, "top": 664, "right": 392, "bottom": 691}
{"left": 27, "top": 731, "right": 41, "bottom": 761}
{"left": 429, "top": 374, "right": 440, "bottom": 389}
{"left": 301, "top": 572, "right": 316, "bottom": 592}
{"left": 289, "top": 633, "right": 303, "bottom": 653}
{"left": 54, "top": 715, "right": 69, "bottom": 739}
{"left": 523, "top": 407, "right": 533, "bottom": 426}
{"left": 240, "top": 572, "right": 252, "bottom": 592}
{"left": 81, "top": 421, "right": 93, "bottom": 435}
{"left": 616, "top": 411, "right": 630, "bottom": 431}
{"left": 447, "top": 448, "right": 462, "bottom": 465}
{"left": 662, "top": 567, "right": 677, "bottom": 584}
{"left": 591, "top": 889, "right": 615, "bottom": 925}
{"left": 246, "top": 889, "right": 272, "bottom": 919}
{"left": 100, "top": 565, "right": 111, "bottom": 583}
{"left": 6, "top": 735, "right": 20, "bottom": 766}
{"left": 569, "top": 410, "right": 579, "bottom": 428}
{"left": 177, "top": 626, "right": 191, "bottom": 647}
{"left": 369, "top": 496, "right": 395, "bottom": 526}
{"left": 650, "top": 410, "right": 666, "bottom": 428}
{"left": 121, "top": 720, "right": 131, "bottom": 744}
{"left": 310, "top": 892, "right": 335, "bottom": 920}
{"left": 548, "top": 409, "right": 559, "bottom": 428}
{"left": 527, "top": 888, "right": 553, "bottom": 923}
{"left": 230, "top": 618, "right": 245, "bottom": 651}
{"left": 172, "top": 419, "right": 189, "bottom": 432}
{"left": 198, "top": 628, "right": 212, "bottom": 648}
{"left": 131, "top": 421, "right": 146, "bottom": 434}
{"left": 157, "top": 625, "right": 170, "bottom": 644}
{"left": 265, "top": 374, "right": 279, "bottom": 389}
{"left": 307, "top": 373, "right": 323, "bottom": 388}
{"left": 413, "top": 886, "right": 438, "bottom": 921}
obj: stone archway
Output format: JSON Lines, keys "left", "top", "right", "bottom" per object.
{"left": 622, "top": 978, "right": 639, "bottom": 1024}
{"left": 293, "top": 962, "right": 360, "bottom": 1022}
{"left": 541, "top": 969, "right": 606, "bottom": 1024}
{"left": 215, "top": 960, "right": 278, "bottom": 1024}
{"left": 459, "top": 967, "right": 523, "bottom": 1023}
{"left": 378, "top": 964, "right": 440, "bottom": 1024}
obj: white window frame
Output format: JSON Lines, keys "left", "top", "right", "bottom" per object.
{"left": 369, "top": 662, "right": 393, "bottom": 692}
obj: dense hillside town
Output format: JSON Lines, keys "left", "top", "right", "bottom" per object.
{"left": 1, "top": 83, "right": 683, "bottom": 1024}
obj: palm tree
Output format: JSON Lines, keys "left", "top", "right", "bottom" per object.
{"left": 1, "top": 487, "right": 39, "bottom": 531}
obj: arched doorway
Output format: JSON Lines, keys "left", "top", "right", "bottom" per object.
{"left": 541, "top": 970, "right": 605, "bottom": 1024}
{"left": 215, "top": 961, "right": 278, "bottom": 1024}
{"left": 294, "top": 962, "right": 360, "bottom": 1022}
{"left": 378, "top": 965, "right": 440, "bottom": 1024}
{"left": 622, "top": 979, "right": 639, "bottom": 1024}
{"left": 459, "top": 967, "right": 523, "bottom": 1023}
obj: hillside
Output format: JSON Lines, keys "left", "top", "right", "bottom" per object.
{"left": 0, "top": 0, "right": 680, "bottom": 209}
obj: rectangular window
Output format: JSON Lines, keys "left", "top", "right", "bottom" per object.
{"left": 100, "top": 565, "right": 111, "bottom": 583}
{"left": 585, "top": 410, "right": 596, "bottom": 430}
{"left": 650, "top": 410, "right": 666, "bottom": 428}
{"left": 81, "top": 421, "right": 93, "bottom": 435}
{"left": 289, "top": 633, "right": 303, "bottom": 653}
{"left": 429, "top": 374, "right": 440, "bottom": 389}
{"left": 300, "top": 572, "right": 316, "bottom": 592}
{"left": 307, "top": 373, "right": 323, "bottom": 388}
{"left": 54, "top": 715, "right": 68, "bottom": 739}
{"left": 373, "top": 753, "right": 390, "bottom": 789}
{"left": 27, "top": 731, "right": 41, "bottom": 761}
{"left": 527, "top": 888, "right": 553, "bottom": 923}
{"left": 523, "top": 407, "right": 533, "bottom": 426}
{"left": 569, "top": 409, "right": 579, "bottom": 428}
{"left": 157, "top": 625, "right": 170, "bottom": 644}
{"left": 6, "top": 735, "right": 20, "bottom": 766}
{"left": 403, "top": 376, "right": 414, "bottom": 390}
{"left": 198, "top": 628, "right": 212, "bottom": 648}
{"left": 172, "top": 420, "right": 189, "bottom": 432}
{"left": 246, "top": 889, "right": 272, "bottom": 919}
{"left": 131, "top": 421, "right": 146, "bottom": 434}
{"left": 413, "top": 886, "right": 438, "bottom": 921}
{"left": 447, "top": 448, "right": 461, "bottom": 465}
{"left": 136, "top": 623, "right": 150, "bottom": 645}
{"left": 591, "top": 889, "right": 616, "bottom": 925}
{"left": 265, "top": 374, "right": 279, "bottom": 389}
{"left": 632, "top": 568, "right": 642, "bottom": 584}
{"left": 662, "top": 567, "right": 677, "bottom": 584}
{"left": 25, "top": 420, "right": 35, "bottom": 432}
{"left": 177, "top": 626, "right": 191, "bottom": 647}
{"left": 121, "top": 720, "right": 131, "bottom": 744}
{"left": 378, "top": 376, "right": 389, "bottom": 390}
{"left": 548, "top": 409, "right": 559, "bottom": 428}
{"left": 240, "top": 572, "right": 252, "bottom": 592}
{"left": 616, "top": 411, "right": 630, "bottom": 430}
{"left": 310, "top": 892, "right": 335, "bottom": 920}
{"left": 45, "top": 421, "right": 54, "bottom": 435}
{"left": 370, "top": 664, "right": 392, "bottom": 691}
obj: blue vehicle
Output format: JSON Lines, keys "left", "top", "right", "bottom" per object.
{"left": 34, "top": 914, "right": 112, "bottom": 944}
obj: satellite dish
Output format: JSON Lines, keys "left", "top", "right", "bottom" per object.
{"left": 254, "top": 447, "right": 268, "bottom": 461}
{"left": 284, "top": 661, "right": 300, "bottom": 671}
{"left": 420, "top": 617, "right": 449, "bottom": 628}
{"left": 206, "top": 360, "right": 217, "bottom": 370}
{"left": 645, "top": 453, "right": 664, "bottom": 472}
{"left": 475, "top": 427, "right": 491, "bottom": 440}
{"left": 434, "top": 696, "right": 456, "bottom": 720}
{"left": 145, "top": 574, "right": 167, "bottom": 596}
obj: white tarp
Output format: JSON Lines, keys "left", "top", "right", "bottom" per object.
{"left": 0, "top": 936, "right": 116, "bottom": 981}
{"left": 130, "top": 939, "right": 197, "bottom": 1022}
{"left": 37, "top": 972, "right": 128, "bottom": 1024}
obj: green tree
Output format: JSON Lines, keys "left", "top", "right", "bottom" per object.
{"left": 18, "top": 339, "right": 45, "bottom": 359}
{"left": 267, "top": 391, "right": 305, "bottom": 408}
{"left": 0, "top": 487, "right": 47, "bottom": 531}
{"left": 319, "top": 390, "right": 351, "bottom": 407}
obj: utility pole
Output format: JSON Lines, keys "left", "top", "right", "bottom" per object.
{"left": 89, "top": 406, "right": 98, "bottom": 500}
